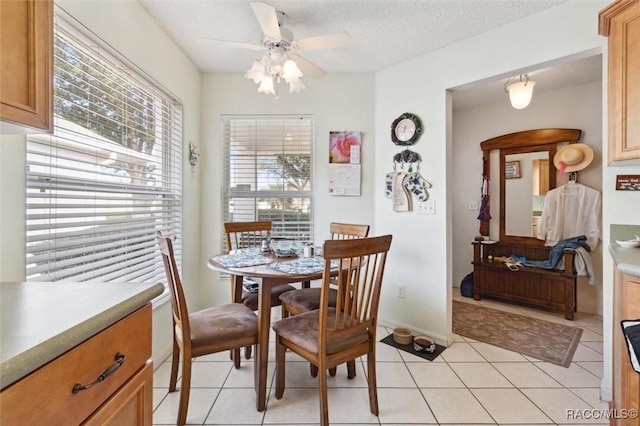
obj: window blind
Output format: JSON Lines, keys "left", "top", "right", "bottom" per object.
{"left": 222, "top": 115, "right": 313, "bottom": 246}
{"left": 25, "top": 18, "right": 182, "bottom": 294}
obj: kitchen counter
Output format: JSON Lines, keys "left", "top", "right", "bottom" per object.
{"left": 609, "top": 245, "right": 640, "bottom": 277}
{"left": 0, "top": 281, "right": 164, "bottom": 390}
{"left": 609, "top": 224, "right": 640, "bottom": 278}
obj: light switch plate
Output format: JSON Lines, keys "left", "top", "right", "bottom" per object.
{"left": 417, "top": 200, "right": 435, "bottom": 215}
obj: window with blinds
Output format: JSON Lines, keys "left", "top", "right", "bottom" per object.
{"left": 222, "top": 115, "right": 313, "bottom": 244}
{"left": 25, "top": 18, "right": 182, "bottom": 293}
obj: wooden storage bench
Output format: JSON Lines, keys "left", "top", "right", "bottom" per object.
{"left": 472, "top": 241, "right": 578, "bottom": 320}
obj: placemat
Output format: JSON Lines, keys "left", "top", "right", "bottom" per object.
{"left": 269, "top": 257, "right": 338, "bottom": 275}
{"left": 380, "top": 334, "right": 446, "bottom": 361}
{"left": 212, "top": 248, "right": 273, "bottom": 268}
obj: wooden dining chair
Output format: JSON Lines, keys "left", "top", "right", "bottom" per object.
{"left": 273, "top": 235, "right": 393, "bottom": 426}
{"left": 279, "top": 222, "right": 370, "bottom": 316}
{"left": 157, "top": 235, "right": 258, "bottom": 426}
{"left": 224, "top": 220, "right": 297, "bottom": 359}
{"left": 279, "top": 222, "right": 370, "bottom": 377}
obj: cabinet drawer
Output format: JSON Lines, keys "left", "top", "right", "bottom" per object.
{"left": 84, "top": 361, "right": 153, "bottom": 426}
{"left": 0, "top": 304, "right": 151, "bottom": 425}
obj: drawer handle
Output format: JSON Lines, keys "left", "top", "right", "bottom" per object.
{"left": 72, "top": 352, "right": 126, "bottom": 394}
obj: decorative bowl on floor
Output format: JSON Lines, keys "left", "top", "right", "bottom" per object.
{"left": 392, "top": 327, "right": 413, "bottom": 345}
{"left": 270, "top": 240, "right": 304, "bottom": 257}
{"left": 413, "top": 335, "right": 436, "bottom": 353}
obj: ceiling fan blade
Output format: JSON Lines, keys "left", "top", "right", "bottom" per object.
{"left": 250, "top": 2, "right": 281, "bottom": 40}
{"left": 295, "top": 32, "right": 351, "bottom": 51}
{"left": 198, "top": 38, "right": 263, "bottom": 51}
{"left": 289, "top": 54, "right": 326, "bottom": 79}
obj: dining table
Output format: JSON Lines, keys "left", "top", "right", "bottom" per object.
{"left": 207, "top": 248, "right": 331, "bottom": 411}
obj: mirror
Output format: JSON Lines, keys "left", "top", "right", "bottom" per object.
{"left": 479, "top": 129, "right": 582, "bottom": 244}
{"left": 503, "top": 150, "right": 550, "bottom": 237}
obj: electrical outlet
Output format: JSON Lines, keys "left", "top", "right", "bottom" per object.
{"left": 398, "top": 284, "right": 406, "bottom": 298}
{"left": 468, "top": 201, "right": 478, "bottom": 210}
{"left": 417, "top": 200, "right": 435, "bottom": 215}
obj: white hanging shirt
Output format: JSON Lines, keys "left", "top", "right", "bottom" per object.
{"left": 537, "top": 182, "right": 601, "bottom": 250}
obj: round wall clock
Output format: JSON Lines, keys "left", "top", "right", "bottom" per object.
{"left": 391, "top": 112, "right": 422, "bottom": 145}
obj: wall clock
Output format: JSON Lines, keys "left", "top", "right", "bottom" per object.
{"left": 391, "top": 112, "right": 422, "bottom": 145}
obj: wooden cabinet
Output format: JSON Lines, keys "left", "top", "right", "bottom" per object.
{"left": 532, "top": 159, "right": 549, "bottom": 195}
{"left": 600, "top": 1, "right": 640, "bottom": 162}
{"left": 0, "top": 0, "right": 53, "bottom": 131}
{"left": 0, "top": 305, "right": 153, "bottom": 425}
{"left": 613, "top": 270, "right": 640, "bottom": 425}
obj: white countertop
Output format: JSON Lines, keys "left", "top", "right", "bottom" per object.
{"left": 0, "top": 281, "right": 164, "bottom": 390}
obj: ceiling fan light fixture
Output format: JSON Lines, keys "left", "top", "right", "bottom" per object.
{"left": 288, "top": 78, "right": 305, "bottom": 93}
{"left": 505, "top": 74, "right": 536, "bottom": 109}
{"left": 257, "top": 75, "right": 275, "bottom": 94}
{"left": 244, "top": 59, "right": 267, "bottom": 84}
{"left": 282, "top": 59, "right": 302, "bottom": 82}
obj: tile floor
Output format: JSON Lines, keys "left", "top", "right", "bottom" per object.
{"left": 152, "top": 289, "right": 606, "bottom": 425}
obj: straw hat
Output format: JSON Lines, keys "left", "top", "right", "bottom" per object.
{"left": 553, "top": 144, "right": 594, "bottom": 173}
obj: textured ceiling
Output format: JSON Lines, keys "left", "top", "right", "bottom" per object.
{"left": 139, "top": 0, "right": 602, "bottom": 108}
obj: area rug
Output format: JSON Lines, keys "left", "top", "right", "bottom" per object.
{"left": 453, "top": 300, "right": 583, "bottom": 367}
{"left": 380, "top": 334, "right": 446, "bottom": 361}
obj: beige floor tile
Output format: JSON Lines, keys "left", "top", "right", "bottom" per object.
{"left": 406, "top": 362, "right": 465, "bottom": 388}
{"left": 398, "top": 348, "right": 445, "bottom": 362}
{"left": 372, "top": 361, "right": 420, "bottom": 387}
{"left": 204, "top": 388, "right": 266, "bottom": 424}
{"left": 449, "top": 362, "right": 513, "bottom": 388}
{"left": 569, "top": 387, "right": 609, "bottom": 410}
{"left": 153, "top": 361, "right": 177, "bottom": 389}
{"left": 190, "top": 361, "right": 233, "bottom": 388}
{"left": 533, "top": 362, "right": 601, "bottom": 388}
{"left": 521, "top": 388, "right": 605, "bottom": 424}
{"left": 324, "top": 387, "right": 383, "bottom": 424}
{"left": 224, "top": 361, "right": 275, "bottom": 388}
{"left": 440, "top": 342, "right": 485, "bottom": 362}
{"left": 572, "top": 344, "right": 604, "bottom": 362}
{"left": 581, "top": 341, "right": 603, "bottom": 354}
{"left": 153, "top": 388, "right": 168, "bottom": 411}
{"left": 470, "top": 342, "right": 528, "bottom": 362}
{"left": 575, "top": 362, "right": 603, "bottom": 379}
{"left": 421, "top": 388, "right": 494, "bottom": 424}
{"left": 492, "top": 362, "right": 562, "bottom": 388}
{"left": 580, "top": 328, "right": 604, "bottom": 342}
{"left": 280, "top": 360, "right": 369, "bottom": 388}
{"left": 471, "top": 388, "right": 552, "bottom": 424}
{"left": 261, "top": 387, "right": 319, "bottom": 424}
{"left": 375, "top": 339, "right": 404, "bottom": 361}
{"left": 377, "top": 388, "right": 437, "bottom": 424}
{"left": 154, "top": 387, "right": 219, "bottom": 425}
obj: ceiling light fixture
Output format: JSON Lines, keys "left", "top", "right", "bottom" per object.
{"left": 244, "top": 45, "right": 304, "bottom": 99}
{"left": 504, "top": 74, "right": 536, "bottom": 109}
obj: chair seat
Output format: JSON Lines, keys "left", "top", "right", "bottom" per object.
{"left": 272, "top": 308, "right": 368, "bottom": 355}
{"left": 241, "top": 283, "right": 296, "bottom": 311}
{"left": 188, "top": 303, "right": 258, "bottom": 357}
{"left": 278, "top": 287, "right": 338, "bottom": 313}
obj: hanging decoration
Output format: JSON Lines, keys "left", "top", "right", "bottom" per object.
{"left": 385, "top": 149, "right": 431, "bottom": 212}
{"left": 189, "top": 143, "right": 200, "bottom": 171}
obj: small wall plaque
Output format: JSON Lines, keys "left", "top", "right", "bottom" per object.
{"left": 616, "top": 175, "right": 640, "bottom": 191}
{"left": 505, "top": 160, "right": 521, "bottom": 179}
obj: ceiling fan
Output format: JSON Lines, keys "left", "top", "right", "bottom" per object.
{"left": 201, "top": 1, "right": 351, "bottom": 95}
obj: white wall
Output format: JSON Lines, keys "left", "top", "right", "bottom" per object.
{"left": 452, "top": 81, "right": 603, "bottom": 315}
{"left": 199, "top": 72, "right": 375, "bottom": 307}
{"left": 0, "top": 0, "right": 202, "bottom": 365}
{"left": 374, "top": 0, "right": 608, "bottom": 372}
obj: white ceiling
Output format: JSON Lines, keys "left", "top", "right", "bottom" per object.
{"left": 138, "top": 0, "right": 602, "bottom": 108}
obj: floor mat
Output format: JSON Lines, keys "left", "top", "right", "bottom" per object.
{"left": 453, "top": 300, "right": 583, "bottom": 367}
{"left": 380, "top": 334, "right": 446, "bottom": 361}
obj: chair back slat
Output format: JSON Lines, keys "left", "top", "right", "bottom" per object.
{"left": 329, "top": 222, "right": 370, "bottom": 240}
{"left": 224, "top": 221, "right": 272, "bottom": 250}
{"left": 320, "top": 235, "right": 392, "bottom": 338}
{"left": 157, "top": 235, "right": 191, "bottom": 346}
